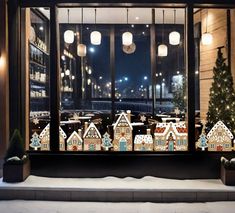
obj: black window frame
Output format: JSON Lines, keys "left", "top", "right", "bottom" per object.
{"left": 9, "top": 0, "right": 235, "bottom": 155}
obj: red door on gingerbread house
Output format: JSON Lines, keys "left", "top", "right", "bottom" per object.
{"left": 216, "top": 144, "right": 223, "bottom": 151}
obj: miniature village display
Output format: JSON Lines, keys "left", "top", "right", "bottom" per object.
{"left": 207, "top": 121, "right": 233, "bottom": 151}
{"left": 39, "top": 124, "right": 67, "bottom": 151}
{"left": 154, "top": 122, "right": 188, "bottom": 151}
{"left": 83, "top": 122, "right": 102, "bottom": 151}
{"left": 196, "top": 133, "right": 208, "bottom": 151}
{"left": 101, "top": 132, "right": 113, "bottom": 151}
{"left": 113, "top": 110, "right": 133, "bottom": 151}
{"left": 134, "top": 129, "right": 153, "bottom": 151}
{"left": 30, "top": 132, "right": 41, "bottom": 150}
{"left": 31, "top": 110, "right": 235, "bottom": 153}
{"left": 67, "top": 130, "right": 83, "bottom": 151}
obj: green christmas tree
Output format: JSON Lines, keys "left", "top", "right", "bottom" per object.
{"left": 4, "top": 129, "right": 26, "bottom": 161}
{"left": 206, "top": 47, "right": 235, "bottom": 134}
{"left": 172, "top": 76, "right": 186, "bottom": 111}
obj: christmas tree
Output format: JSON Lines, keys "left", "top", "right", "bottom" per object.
{"left": 197, "top": 133, "right": 208, "bottom": 151}
{"left": 206, "top": 47, "right": 235, "bottom": 134}
{"left": 102, "top": 132, "right": 113, "bottom": 151}
{"left": 30, "top": 132, "right": 41, "bottom": 150}
{"left": 172, "top": 76, "right": 186, "bottom": 111}
{"left": 4, "top": 129, "right": 26, "bottom": 161}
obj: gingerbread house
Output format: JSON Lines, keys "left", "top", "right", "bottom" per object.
{"left": 83, "top": 122, "right": 102, "bottom": 151}
{"left": 207, "top": 121, "right": 233, "bottom": 151}
{"left": 113, "top": 111, "right": 133, "bottom": 151}
{"left": 66, "top": 130, "right": 83, "bottom": 151}
{"left": 154, "top": 122, "right": 188, "bottom": 151}
{"left": 134, "top": 129, "right": 153, "bottom": 151}
{"left": 39, "top": 124, "right": 67, "bottom": 151}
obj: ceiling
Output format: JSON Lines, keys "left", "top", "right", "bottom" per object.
{"left": 39, "top": 8, "right": 186, "bottom": 24}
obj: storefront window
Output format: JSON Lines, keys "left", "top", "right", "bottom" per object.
{"left": 194, "top": 8, "right": 235, "bottom": 151}
{"left": 21, "top": 6, "right": 189, "bottom": 152}
{"left": 21, "top": 8, "right": 51, "bottom": 151}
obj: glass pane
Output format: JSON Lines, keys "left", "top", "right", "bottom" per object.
{"left": 56, "top": 7, "right": 188, "bottom": 152}
{"left": 114, "top": 13, "right": 151, "bottom": 113}
{"left": 194, "top": 8, "right": 235, "bottom": 152}
{"left": 22, "top": 8, "right": 51, "bottom": 151}
{"left": 154, "top": 8, "right": 188, "bottom": 151}
{"left": 58, "top": 8, "right": 112, "bottom": 151}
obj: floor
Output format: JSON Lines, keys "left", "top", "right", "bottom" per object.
{"left": 0, "top": 200, "right": 235, "bottom": 213}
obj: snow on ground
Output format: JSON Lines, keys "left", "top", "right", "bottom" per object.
{"left": 1, "top": 175, "right": 235, "bottom": 191}
{"left": 0, "top": 201, "right": 235, "bottom": 213}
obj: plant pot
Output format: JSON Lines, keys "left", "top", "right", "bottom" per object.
{"left": 3, "top": 159, "right": 30, "bottom": 183}
{"left": 221, "top": 163, "right": 235, "bottom": 186}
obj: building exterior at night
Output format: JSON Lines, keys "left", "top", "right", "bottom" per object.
{"left": 0, "top": 0, "right": 235, "bottom": 180}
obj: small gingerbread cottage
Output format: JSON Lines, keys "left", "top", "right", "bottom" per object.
{"left": 83, "top": 122, "right": 102, "bottom": 151}
{"left": 207, "top": 121, "right": 233, "bottom": 151}
{"left": 154, "top": 122, "right": 187, "bottom": 151}
{"left": 67, "top": 130, "right": 83, "bottom": 151}
{"left": 134, "top": 129, "right": 153, "bottom": 151}
{"left": 113, "top": 111, "right": 133, "bottom": 151}
{"left": 39, "top": 124, "right": 67, "bottom": 151}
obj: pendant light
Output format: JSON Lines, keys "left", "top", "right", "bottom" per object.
{"left": 169, "top": 9, "right": 180, "bottom": 45}
{"left": 158, "top": 10, "right": 168, "bottom": 57}
{"left": 122, "top": 8, "right": 133, "bottom": 46}
{"left": 77, "top": 8, "right": 87, "bottom": 57}
{"left": 64, "top": 9, "right": 74, "bottom": 44}
{"left": 90, "top": 8, "right": 101, "bottom": 45}
{"left": 201, "top": 9, "right": 213, "bottom": 45}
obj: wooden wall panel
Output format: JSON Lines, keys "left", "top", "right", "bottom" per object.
{"left": 198, "top": 9, "right": 228, "bottom": 120}
{"left": 0, "top": 0, "right": 9, "bottom": 158}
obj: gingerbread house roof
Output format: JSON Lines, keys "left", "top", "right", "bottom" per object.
{"left": 39, "top": 123, "right": 67, "bottom": 139}
{"left": 83, "top": 122, "right": 101, "bottom": 139}
{"left": 154, "top": 122, "right": 187, "bottom": 136}
{"left": 113, "top": 112, "right": 133, "bottom": 130}
{"left": 207, "top": 120, "right": 233, "bottom": 140}
{"left": 67, "top": 131, "right": 83, "bottom": 143}
{"left": 134, "top": 135, "right": 153, "bottom": 144}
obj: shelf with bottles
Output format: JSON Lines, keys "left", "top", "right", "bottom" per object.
{"left": 61, "top": 86, "right": 74, "bottom": 93}
{"left": 30, "top": 89, "right": 48, "bottom": 99}
{"left": 29, "top": 42, "right": 48, "bottom": 67}
{"left": 30, "top": 63, "right": 48, "bottom": 84}
{"left": 29, "top": 40, "right": 49, "bottom": 56}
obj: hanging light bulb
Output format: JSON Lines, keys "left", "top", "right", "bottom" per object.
{"left": 77, "top": 44, "right": 87, "bottom": 57}
{"left": 202, "top": 32, "right": 213, "bottom": 45}
{"left": 64, "top": 9, "right": 74, "bottom": 44}
{"left": 201, "top": 9, "right": 213, "bottom": 46}
{"left": 158, "top": 44, "right": 168, "bottom": 57}
{"left": 122, "top": 8, "right": 133, "bottom": 46}
{"left": 90, "top": 9, "right": 102, "bottom": 45}
{"left": 77, "top": 8, "right": 87, "bottom": 57}
{"left": 122, "top": 32, "right": 133, "bottom": 46}
{"left": 65, "top": 69, "right": 70, "bottom": 76}
{"left": 90, "top": 31, "right": 101, "bottom": 45}
{"left": 158, "top": 10, "right": 168, "bottom": 57}
{"left": 169, "top": 9, "right": 180, "bottom": 45}
{"left": 169, "top": 31, "right": 180, "bottom": 45}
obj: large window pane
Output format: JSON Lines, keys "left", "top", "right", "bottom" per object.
{"left": 154, "top": 8, "right": 188, "bottom": 151}
{"left": 22, "top": 8, "right": 51, "bottom": 151}
{"left": 194, "top": 8, "right": 235, "bottom": 152}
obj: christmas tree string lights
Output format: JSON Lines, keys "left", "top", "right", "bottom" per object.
{"left": 206, "top": 47, "right": 235, "bottom": 135}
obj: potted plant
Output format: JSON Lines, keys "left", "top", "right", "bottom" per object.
{"left": 3, "top": 129, "right": 30, "bottom": 182}
{"left": 220, "top": 157, "right": 235, "bottom": 186}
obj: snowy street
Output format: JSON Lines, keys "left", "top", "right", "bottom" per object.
{"left": 0, "top": 201, "right": 235, "bottom": 213}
